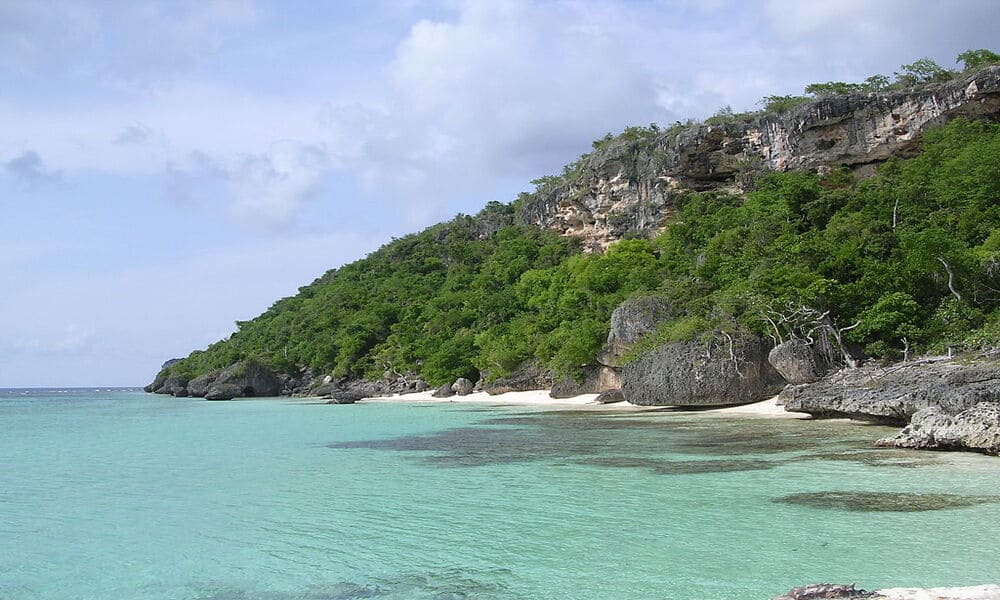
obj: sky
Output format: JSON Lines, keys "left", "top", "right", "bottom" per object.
{"left": 1, "top": 0, "right": 997, "bottom": 387}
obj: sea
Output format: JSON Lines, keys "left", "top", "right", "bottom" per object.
{"left": 1, "top": 388, "right": 998, "bottom": 600}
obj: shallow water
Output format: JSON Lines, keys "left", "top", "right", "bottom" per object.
{"left": 1, "top": 389, "right": 998, "bottom": 600}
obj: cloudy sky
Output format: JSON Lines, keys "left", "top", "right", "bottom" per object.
{"left": 1, "top": 0, "right": 997, "bottom": 386}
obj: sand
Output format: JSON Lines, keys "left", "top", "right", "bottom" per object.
{"left": 359, "top": 389, "right": 807, "bottom": 419}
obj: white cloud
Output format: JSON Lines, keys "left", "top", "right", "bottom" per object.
{"left": 223, "top": 142, "right": 330, "bottom": 228}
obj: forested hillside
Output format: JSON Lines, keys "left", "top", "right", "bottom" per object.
{"left": 160, "top": 118, "right": 1000, "bottom": 388}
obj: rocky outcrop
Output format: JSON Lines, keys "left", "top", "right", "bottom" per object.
{"left": 620, "top": 330, "right": 785, "bottom": 406}
{"left": 158, "top": 375, "right": 190, "bottom": 397}
{"left": 768, "top": 339, "right": 837, "bottom": 384}
{"left": 451, "top": 378, "right": 474, "bottom": 396}
{"left": 595, "top": 389, "right": 625, "bottom": 404}
{"left": 599, "top": 296, "right": 672, "bottom": 367}
{"left": 516, "top": 67, "right": 1000, "bottom": 250}
{"left": 432, "top": 383, "right": 456, "bottom": 398}
{"left": 772, "top": 583, "right": 874, "bottom": 600}
{"left": 782, "top": 358, "right": 1000, "bottom": 424}
{"left": 550, "top": 365, "right": 621, "bottom": 398}
{"left": 201, "top": 360, "right": 284, "bottom": 401}
{"left": 876, "top": 402, "right": 1000, "bottom": 455}
{"left": 482, "top": 361, "right": 553, "bottom": 395}
{"left": 773, "top": 584, "right": 1000, "bottom": 600}
{"left": 143, "top": 358, "right": 183, "bottom": 393}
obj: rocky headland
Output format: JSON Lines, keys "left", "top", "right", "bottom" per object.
{"left": 147, "top": 65, "right": 1000, "bottom": 455}
{"left": 515, "top": 66, "right": 1000, "bottom": 250}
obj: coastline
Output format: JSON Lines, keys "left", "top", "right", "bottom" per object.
{"left": 356, "top": 389, "right": 809, "bottom": 419}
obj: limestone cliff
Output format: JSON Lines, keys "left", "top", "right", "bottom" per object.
{"left": 515, "top": 66, "right": 1000, "bottom": 250}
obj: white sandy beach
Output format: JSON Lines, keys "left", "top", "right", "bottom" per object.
{"left": 359, "top": 389, "right": 807, "bottom": 419}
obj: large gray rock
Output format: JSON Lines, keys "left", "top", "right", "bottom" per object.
{"left": 772, "top": 583, "right": 874, "bottom": 600}
{"left": 432, "top": 383, "right": 456, "bottom": 398}
{"left": 595, "top": 389, "right": 625, "bottom": 404}
{"left": 550, "top": 365, "right": 621, "bottom": 398}
{"left": 876, "top": 403, "right": 1000, "bottom": 455}
{"left": 774, "top": 584, "right": 1000, "bottom": 600}
{"left": 159, "top": 375, "right": 190, "bottom": 397}
{"left": 482, "top": 360, "right": 553, "bottom": 395}
{"left": 144, "top": 358, "right": 184, "bottom": 393}
{"left": 599, "top": 296, "right": 672, "bottom": 367}
{"left": 186, "top": 372, "right": 219, "bottom": 398}
{"left": 204, "top": 383, "right": 242, "bottom": 401}
{"left": 621, "top": 330, "right": 784, "bottom": 406}
{"left": 768, "top": 338, "right": 836, "bottom": 384}
{"left": 451, "top": 378, "right": 474, "bottom": 396}
{"left": 783, "top": 359, "right": 1000, "bottom": 424}
{"left": 203, "top": 360, "right": 283, "bottom": 401}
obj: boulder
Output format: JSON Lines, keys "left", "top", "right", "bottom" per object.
{"left": 160, "top": 375, "right": 190, "bottom": 397}
{"left": 399, "top": 379, "right": 430, "bottom": 395}
{"left": 204, "top": 383, "right": 242, "bottom": 401}
{"left": 595, "top": 389, "right": 625, "bottom": 404}
{"left": 144, "top": 358, "right": 184, "bottom": 393}
{"left": 432, "top": 383, "right": 456, "bottom": 398}
{"left": 621, "top": 330, "right": 785, "bottom": 406}
{"left": 876, "top": 402, "right": 1000, "bottom": 455}
{"left": 202, "top": 359, "right": 283, "bottom": 401}
{"left": 768, "top": 338, "right": 836, "bottom": 384}
{"left": 310, "top": 381, "right": 340, "bottom": 397}
{"left": 328, "top": 390, "right": 365, "bottom": 404}
{"left": 783, "top": 358, "right": 1000, "bottom": 424}
{"left": 186, "top": 372, "right": 219, "bottom": 398}
{"left": 772, "top": 584, "right": 874, "bottom": 600}
{"left": 482, "top": 360, "right": 553, "bottom": 395}
{"left": 451, "top": 378, "right": 474, "bottom": 396}
{"left": 550, "top": 365, "right": 621, "bottom": 398}
{"left": 599, "top": 296, "right": 671, "bottom": 367}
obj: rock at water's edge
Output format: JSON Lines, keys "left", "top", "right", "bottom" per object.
{"left": 772, "top": 583, "right": 873, "bottom": 600}
{"left": 773, "top": 584, "right": 1000, "bottom": 600}
{"left": 876, "top": 402, "right": 1000, "bottom": 455}
{"left": 783, "top": 359, "right": 1000, "bottom": 424}
{"left": 595, "top": 389, "right": 625, "bottom": 404}
{"left": 621, "top": 330, "right": 784, "bottom": 406}
{"left": 202, "top": 360, "right": 284, "bottom": 400}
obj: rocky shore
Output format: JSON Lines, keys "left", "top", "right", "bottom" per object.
{"left": 773, "top": 583, "right": 1000, "bottom": 600}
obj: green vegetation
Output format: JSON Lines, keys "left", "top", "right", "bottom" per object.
{"left": 163, "top": 117, "right": 1000, "bottom": 385}
{"left": 957, "top": 49, "right": 1000, "bottom": 71}
{"left": 801, "top": 49, "right": 996, "bottom": 99}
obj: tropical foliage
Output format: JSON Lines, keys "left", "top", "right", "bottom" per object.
{"left": 164, "top": 116, "right": 1000, "bottom": 384}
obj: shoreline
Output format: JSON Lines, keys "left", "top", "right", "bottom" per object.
{"left": 355, "top": 389, "right": 809, "bottom": 419}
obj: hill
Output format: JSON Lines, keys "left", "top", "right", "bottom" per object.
{"left": 147, "top": 59, "right": 1000, "bottom": 406}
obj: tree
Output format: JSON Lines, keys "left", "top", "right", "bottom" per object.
{"left": 894, "top": 58, "right": 953, "bottom": 86}
{"left": 805, "top": 81, "right": 864, "bottom": 97}
{"left": 759, "top": 95, "right": 809, "bottom": 113}
{"left": 957, "top": 49, "right": 1000, "bottom": 71}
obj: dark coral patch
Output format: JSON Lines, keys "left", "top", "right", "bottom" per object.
{"left": 774, "top": 491, "right": 1000, "bottom": 512}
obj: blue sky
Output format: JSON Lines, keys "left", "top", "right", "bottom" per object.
{"left": 1, "top": 0, "right": 997, "bottom": 386}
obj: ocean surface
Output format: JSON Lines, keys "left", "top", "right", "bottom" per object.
{"left": 1, "top": 389, "right": 999, "bottom": 600}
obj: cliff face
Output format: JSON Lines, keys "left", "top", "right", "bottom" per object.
{"left": 516, "top": 66, "right": 1000, "bottom": 250}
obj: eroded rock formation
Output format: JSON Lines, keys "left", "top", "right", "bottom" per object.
{"left": 516, "top": 67, "right": 1000, "bottom": 250}
{"left": 620, "top": 330, "right": 785, "bottom": 406}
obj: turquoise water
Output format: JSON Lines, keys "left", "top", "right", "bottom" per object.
{"left": 1, "top": 389, "right": 999, "bottom": 600}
